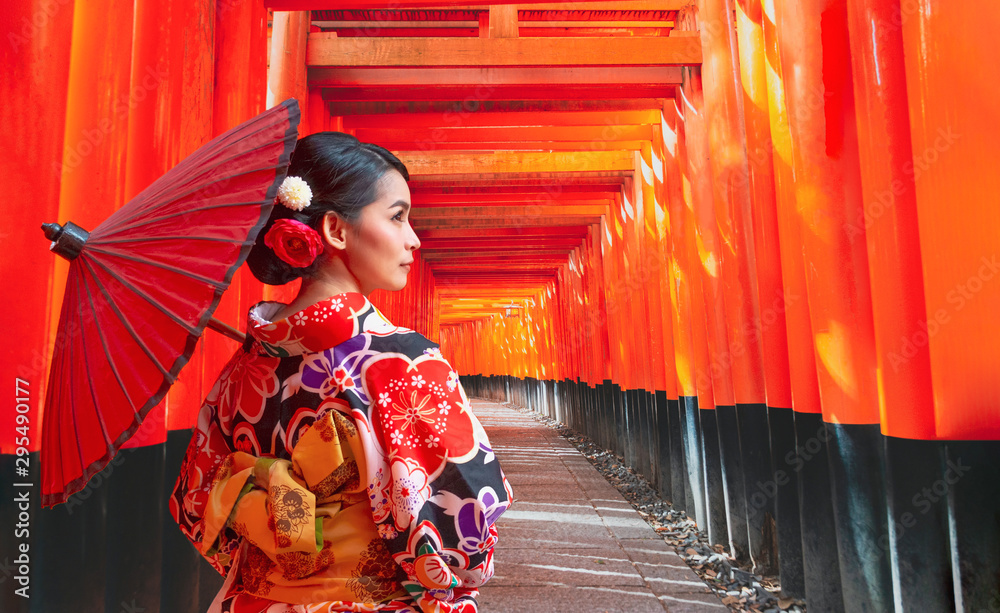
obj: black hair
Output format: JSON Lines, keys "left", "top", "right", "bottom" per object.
{"left": 246, "top": 131, "right": 409, "bottom": 285}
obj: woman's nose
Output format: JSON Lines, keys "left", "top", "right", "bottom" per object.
{"left": 407, "top": 224, "right": 421, "bottom": 250}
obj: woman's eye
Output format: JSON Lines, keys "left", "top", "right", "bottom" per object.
{"left": 393, "top": 212, "right": 405, "bottom": 221}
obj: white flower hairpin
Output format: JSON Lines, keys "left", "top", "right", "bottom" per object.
{"left": 276, "top": 175, "right": 313, "bottom": 211}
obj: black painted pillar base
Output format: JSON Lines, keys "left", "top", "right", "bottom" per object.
{"left": 624, "top": 389, "right": 637, "bottom": 470}
{"left": 680, "top": 396, "right": 705, "bottom": 529}
{"left": 644, "top": 391, "right": 658, "bottom": 487}
{"left": 700, "top": 408, "right": 729, "bottom": 547}
{"left": 592, "top": 383, "right": 603, "bottom": 450}
{"left": 655, "top": 391, "right": 673, "bottom": 501}
{"left": 163, "top": 430, "right": 220, "bottom": 612}
{"left": 636, "top": 390, "right": 651, "bottom": 484}
{"left": 738, "top": 403, "right": 778, "bottom": 576}
{"left": 793, "top": 412, "right": 844, "bottom": 612}
{"left": 668, "top": 397, "right": 686, "bottom": 511}
{"left": 105, "top": 444, "right": 167, "bottom": 611}
{"left": 883, "top": 437, "right": 953, "bottom": 611}
{"left": 825, "top": 423, "right": 894, "bottom": 612}
{"left": 611, "top": 384, "right": 624, "bottom": 459}
{"left": 716, "top": 404, "right": 749, "bottom": 563}
{"left": 767, "top": 406, "right": 804, "bottom": 597}
{"left": 945, "top": 439, "right": 1000, "bottom": 611}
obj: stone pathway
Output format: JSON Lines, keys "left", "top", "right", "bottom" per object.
{"left": 473, "top": 399, "right": 727, "bottom": 613}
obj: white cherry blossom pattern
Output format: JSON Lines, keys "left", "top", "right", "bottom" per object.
{"left": 389, "top": 456, "right": 432, "bottom": 532}
{"left": 363, "top": 353, "right": 481, "bottom": 480}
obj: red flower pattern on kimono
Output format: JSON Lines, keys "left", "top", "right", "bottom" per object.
{"left": 363, "top": 354, "right": 480, "bottom": 480}
{"left": 170, "top": 292, "right": 511, "bottom": 613}
{"left": 217, "top": 352, "right": 281, "bottom": 430}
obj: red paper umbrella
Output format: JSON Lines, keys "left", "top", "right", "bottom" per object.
{"left": 39, "top": 99, "right": 301, "bottom": 507}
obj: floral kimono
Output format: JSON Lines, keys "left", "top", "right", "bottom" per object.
{"left": 170, "top": 292, "right": 512, "bottom": 613}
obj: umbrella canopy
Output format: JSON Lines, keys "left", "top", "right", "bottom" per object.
{"left": 40, "top": 99, "right": 301, "bottom": 507}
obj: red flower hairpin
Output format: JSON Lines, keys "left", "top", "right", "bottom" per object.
{"left": 264, "top": 219, "right": 324, "bottom": 268}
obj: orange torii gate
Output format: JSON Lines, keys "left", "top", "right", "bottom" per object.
{"left": 2, "top": 1, "right": 999, "bottom": 612}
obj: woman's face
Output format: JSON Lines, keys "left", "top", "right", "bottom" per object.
{"left": 343, "top": 170, "right": 421, "bottom": 294}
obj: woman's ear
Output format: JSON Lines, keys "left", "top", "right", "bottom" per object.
{"left": 321, "top": 212, "right": 349, "bottom": 250}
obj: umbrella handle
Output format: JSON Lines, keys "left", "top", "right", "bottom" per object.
{"left": 207, "top": 317, "right": 246, "bottom": 343}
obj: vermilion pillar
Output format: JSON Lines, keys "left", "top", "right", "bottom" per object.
{"left": 649, "top": 129, "right": 679, "bottom": 500}
{"left": 1, "top": 0, "right": 74, "bottom": 454}
{"left": 733, "top": 0, "right": 797, "bottom": 590}
{"left": 697, "top": 0, "right": 772, "bottom": 565}
{"left": 775, "top": 1, "right": 892, "bottom": 609}
{"left": 900, "top": 3, "right": 1000, "bottom": 441}
{"left": 127, "top": 0, "right": 217, "bottom": 446}
{"left": 900, "top": 2, "right": 1000, "bottom": 609}
{"left": 198, "top": 0, "right": 270, "bottom": 433}
{"left": 697, "top": 0, "right": 766, "bottom": 409}
{"left": 762, "top": 0, "right": 836, "bottom": 605}
{"left": 659, "top": 104, "right": 691, "bottom": 512}
{"left": 844, "top": 0, "right": 953, "bottom": 609}
{"left": 686, "top": 63, "right": 744, "bottom": 555}
{"left": 669, "top": 98, "right": 707, "bottom": 528}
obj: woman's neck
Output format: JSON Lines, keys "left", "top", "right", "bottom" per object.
{"left": 271, "top": 265, "right": 364, "bottom": 322}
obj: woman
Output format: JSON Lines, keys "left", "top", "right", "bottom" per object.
{"left": 170, "top": 132, "right": 512, "bottom": 613}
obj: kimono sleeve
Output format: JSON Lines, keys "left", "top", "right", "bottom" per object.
{"left": 361, "top": 341, "right": 513, "bottom": 612}
{"left": 168, "top": 352, "right": 244, "bottom": 576}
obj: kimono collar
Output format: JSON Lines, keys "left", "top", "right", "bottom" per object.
{"left": 246, "top": 292, "right": 374, "bottom": 357}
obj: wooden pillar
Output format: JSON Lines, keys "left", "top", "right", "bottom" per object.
{"left": 733, "top": 0, "right": 791, "bottom": 581}
{"left": 697, "top": 0, "right": 766, "bottom": 409}
{"left": 482, "top": 5, "right": 518, "bottom": 38}
{"left": 899, "top": 2, "right": 1000, "bottom": 609}
{"left": 268, "top": 11, "right": 309, "bottom": 111}
{"left": 1, "top": 0, "right": 75, "bottom": 454}
{"left": 774, "top": 1, "right": 890, "bottom": 609}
